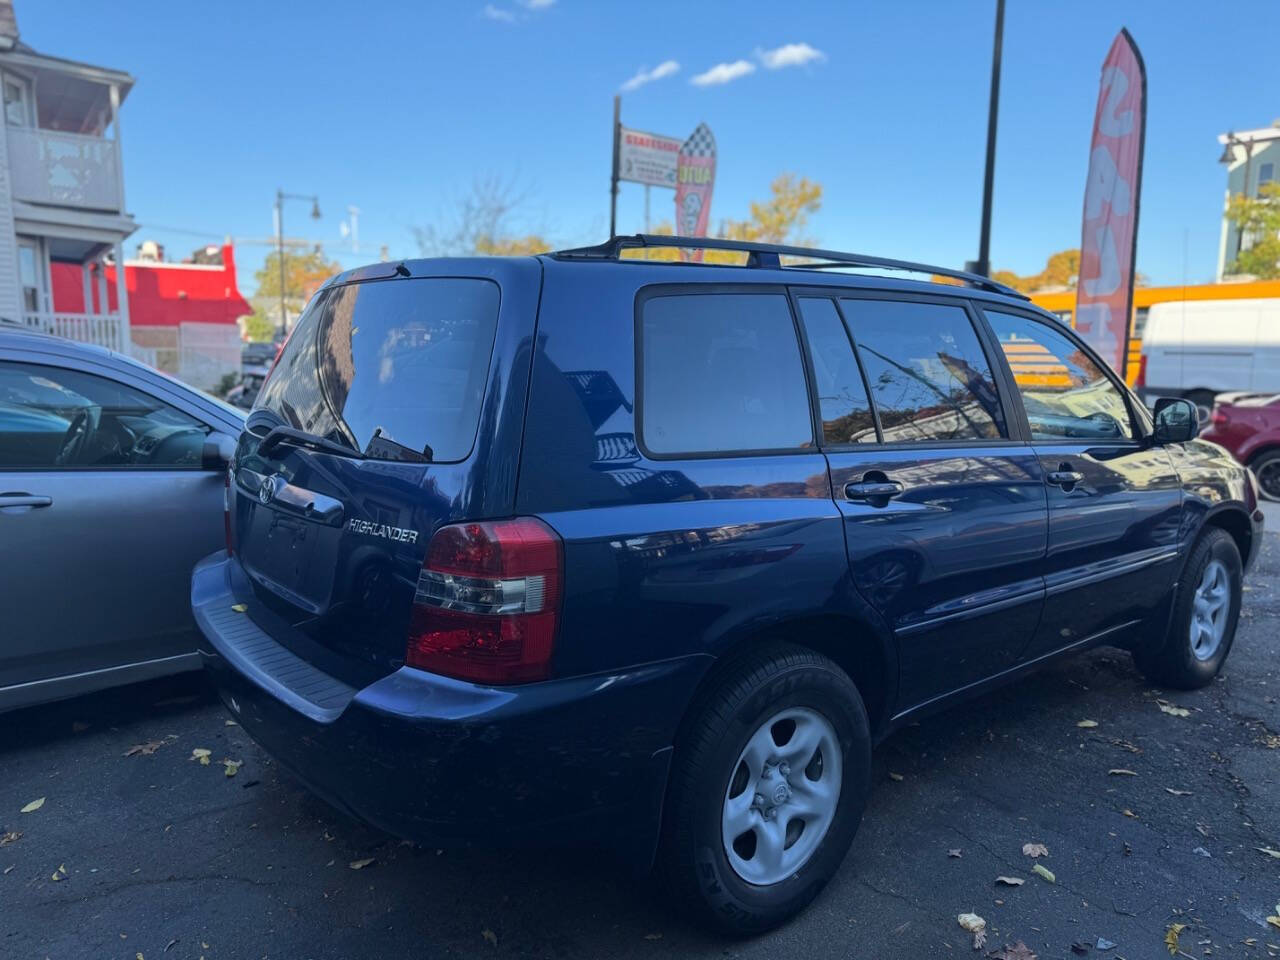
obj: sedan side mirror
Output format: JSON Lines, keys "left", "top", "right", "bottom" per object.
{"left": 1153, "top": 397, "right": 1198, "bottom": 445}
{"left": 202, "top": 431, "right": 237, "bottom": 470}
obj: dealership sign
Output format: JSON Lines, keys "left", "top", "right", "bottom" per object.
{"left": 1074, "top": 29, "right": 1146, "bottom": 377}
{"left": 618, "top": 127, "right": 681, "bottom": 188}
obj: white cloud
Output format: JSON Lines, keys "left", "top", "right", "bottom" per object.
{"left": 758, "top": 42, "right": 826, "bottom": 70}
{"left": 482, "top": 4, "right": 516, "bottom": 22}
{"left": 520, "top": 0, "right": 556, "bottom": 7}
{"left": 620, "top": 60, "right": 680, "bottom": 92}
{"left": 690, "top": 59, "right": 756, "bottom": 87}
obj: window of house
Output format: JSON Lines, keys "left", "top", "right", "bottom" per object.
{"left": 17, "top": 238, "right": 43, "bottom": 313}
{"left": 640, "top": 293, "right": 813, "bottom": 455}
{"left": 1258, "top": 162, "right": 1275, "bottom": 196}
{"left": 1133, "top": 307, "right": 1150, "bottom": 340}
{"left": 838, "top": 299, "right": 1006, "bottom": 443}
{"left": 796, "top": 297, "right": 876, "bottom": 444}
{"left": 0, "top": 362, "right": 212, "bottom": 468}
{"left": 984, "top": 310, "right": 1134, "bottom": 441}
{"left": 3, "top": 74, "right": 29, "bottom": 126}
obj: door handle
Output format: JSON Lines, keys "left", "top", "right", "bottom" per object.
{"left": 1046, "top": 468, "right": 1084, "bottom": 488}
{"left": 845, "top": 480, "right": 904, "bottom": 501}
{"left": 0, "top": 492, "right": 53, "bottom": 509}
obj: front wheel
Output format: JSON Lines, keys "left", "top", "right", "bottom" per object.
{"left": 1133, "top": 528, "right": 1242, "bottom": 689}
{"left": 658, "top": 644, "right": 870, "bottom": 934}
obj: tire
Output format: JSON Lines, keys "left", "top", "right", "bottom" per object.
{"left": 1250, "top": 448, "right": 1280, "bottom": 503}
{"left": 1133, "top": 528, "right": 1242, "bottom": 690}
{"left": 1184, "top": 389, "right": 1217, "bottom": 427}
{"left": 658, "top": 643, "right": 871, "bottom": 934}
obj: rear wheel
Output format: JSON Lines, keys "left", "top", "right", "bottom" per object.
{"left": 658, "top": 644, "right": 870, "bottom": 934}
{"left": 1250, "top": 449, "right": 1280, "bottom": 503}
{"left": 1133, "top": 528, "right": 1242, "bottom": 689}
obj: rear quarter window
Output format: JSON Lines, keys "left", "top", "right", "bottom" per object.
{"left": 639, "top": 292, "right": 813, "bottom": 456}
{"left": 255, "top": 277, "right": 499, "bottom": 462}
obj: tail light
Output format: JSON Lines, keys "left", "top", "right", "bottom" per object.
{"left": 407, "top": 517, "right": 563, "bottom": 684}
{"left": 1134, "top": 353, "right": 1147, "bottom": 389}
{"left": 223, "top": 469, "right": 233, "bottom": 556}
{"left": 1210, "top": 405, "right": 1230, "bottom": 426}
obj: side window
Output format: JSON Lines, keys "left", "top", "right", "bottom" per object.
{"left": 796, "top": 297, "right": 876, "bottom": 444}
{"left": 984, "top": 309, "right": 1134, "bottom": 441}
{"left": 839, "top": 299, "right": 1006, "bottom": 443}
{"left": 0, "top": 361, "right": 212, "bottom": 468}
{"left": 640, "top": 293, "right": 813, "bottom": 455}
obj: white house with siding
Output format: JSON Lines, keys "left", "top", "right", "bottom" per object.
{"left": 0, "top": 0, "right": 136, "bottom": 354}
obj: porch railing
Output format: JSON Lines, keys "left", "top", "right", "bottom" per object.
{"left": 24, "top": 311, "right": 125, "bottom": 353}
{"left": 6, "top": 127, "right": 123, "bottom": 211}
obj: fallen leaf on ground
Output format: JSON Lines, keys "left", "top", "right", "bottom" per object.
{"left": 20, "top": 798, "right": 44, "bottom": 814}
{"left": 482, "top": 929, "right": 498, "bottom": 946}
{"left": 1266, "top": 915, "right": 1280, "bottom": 932}
{"left": 1256, "top": 847, "right": 1280, "bottom": 859}
{"left": 230, "top": 603, "right": 247, "bottom": 613}
{"left": 3, "top": 865, "right": 13, "bottom": 874}
{"left": 948, "top": 848, "right": 963, "bottom": 858}
{"left": 223, "top": 759, "right": 242, "bottom": 778}
{"left": 1096, "top": 937, "right": 1116, "bottom": 950}
{"left": 1122, "top": 808, "right": 1137, "bottom": 818}
{"left": 1077, "top": 719, "right": 1099, "bottom": 728}
{"left": 224, "top": 720, "right": 237, "bottom": 727}
{"left": 1165, "top": 922, "right": 1186, "bottom": 955}
{"left": 348, "top": 858, "right": 375, "bottom": 870}
{"left": 1261, "top": 734, "right": 1280, "bottom": 749}
{"left": 1108, "top": 769, "right": 1138, "bottom": 776}
{"left": 888, "top": 772, "right": 904, "bottom": 782}
{"left": 958, "top": 913, "right": 987, "bottom": 950}
{"left": 51, "top": 863, "right": 67, "bottom": 882}
{"left": 190, "top": 748, "right": 211, "bottom": 766}
{"left": 986, "top": 941, "right": 1037, "bottom": 960}
{"left": 1022, "top": 842, "right": 1049, "bottom": 858}
{"left": 994, "top": 876, "right": 1024, "bottom": 886}
{"left": 124, "top": 740, "right": 167, "bottom": 757}
{"left": 1164, "top": 788, "right": 1192, "bottom": 796}
{"left": 1192, "top": 846, "right": 1211, "bottom": 858}
{"left": 0, "top": 831, "right": 20, "bottom": 846}
{"left": 1156, "top": 700, "right": 1190, "bottom": 718}
{"left": 1032, "top": 863, "right": 1055, "bottom": 883}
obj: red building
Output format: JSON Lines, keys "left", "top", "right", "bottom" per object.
{"left": 50, "top": 242, "right": 251, "bottom": 388}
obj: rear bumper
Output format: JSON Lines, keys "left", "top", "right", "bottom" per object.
{"left": 191, "top": 553, "right": 710, "bottom": 860}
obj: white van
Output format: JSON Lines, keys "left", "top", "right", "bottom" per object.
{"left": 1141, "top": 297, "right": 1280, "bottom": 419}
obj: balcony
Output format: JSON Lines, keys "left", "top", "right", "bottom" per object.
{"left": 7, "top": 127, "right": 122, "bottom": 212}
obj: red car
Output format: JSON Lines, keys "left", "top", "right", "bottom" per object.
{"left": 1202, "top": 392, "right": 1280, "bottom": 502}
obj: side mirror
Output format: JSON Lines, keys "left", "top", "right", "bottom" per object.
{"left": 202, "top": 431, "right": 237, "bottom": 470}
{"left": 1153, "top": 397, "right": 1198, "bottom": 445}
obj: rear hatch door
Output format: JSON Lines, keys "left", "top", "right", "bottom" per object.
{"left": 228, "top": 259, "right": 541, "bottom": 687}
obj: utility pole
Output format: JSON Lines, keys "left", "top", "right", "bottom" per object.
{"left": 975, "top": 0, "right": 1005, "bottom": 278}
{"left": 610, "top": 95, "right": 621, "bottom": 238}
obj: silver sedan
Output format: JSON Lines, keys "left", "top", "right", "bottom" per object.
{"left": 0, "top": 325, "right": 243, "bottom": 712}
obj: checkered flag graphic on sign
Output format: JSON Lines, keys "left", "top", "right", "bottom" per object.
{"left": 680, "top": 123, "right": 716, "bottom": 158}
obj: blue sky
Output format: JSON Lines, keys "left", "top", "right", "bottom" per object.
{"left": 22, "top": 0, "right": 1280, "bottom": 294}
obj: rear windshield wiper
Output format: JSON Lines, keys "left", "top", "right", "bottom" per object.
{"left": 259, "top": 425, "right": 365, "bottom": 459}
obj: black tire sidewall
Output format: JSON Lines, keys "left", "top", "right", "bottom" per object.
{"left": 1164, "top": 531, "right": 1242, "bottom": 686}
{"left": 1251, "top": 450, "right": 1280, "bottom": 503}
{"left": 682, "top": 659, "right": 870, "bottom": 933}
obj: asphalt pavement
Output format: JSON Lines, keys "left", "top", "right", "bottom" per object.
{"left": 2, "top": 514, "right": 1279, "bottom": 959}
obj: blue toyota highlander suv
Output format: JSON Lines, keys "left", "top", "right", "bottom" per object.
{"left": 193, "top": 235, "right": 1263, "bottom": 933}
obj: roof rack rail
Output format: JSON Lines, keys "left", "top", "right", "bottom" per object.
{"left": 550, "top": 234, "right": 1028, "bottom": 299}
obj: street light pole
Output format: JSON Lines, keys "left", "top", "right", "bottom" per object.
{"left": 274, "top": 189, "right": 322, "bottom": 340}
{"left": 975, "top": 0, "right": 1005, "bottom": 278}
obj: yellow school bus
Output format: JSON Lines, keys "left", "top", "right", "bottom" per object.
{"left": 1029, "top": 280, "right": 1280, "bottom": 387}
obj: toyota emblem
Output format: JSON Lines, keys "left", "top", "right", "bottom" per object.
{"left": 258, "top": 475, "right": 279, "bottom": 505}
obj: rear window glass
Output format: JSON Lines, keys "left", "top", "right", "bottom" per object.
{"left": 839, "top": 299, "right": 1006, "bottom": 443}
{"left": 255, "top": 278, "right": 499, "bottom": 462}
{"left": 640, "top": 293, "right": 813, "bottom": 456}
